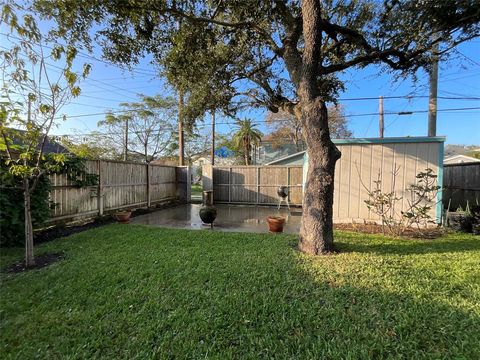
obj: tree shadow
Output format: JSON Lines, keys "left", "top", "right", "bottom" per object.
{"left": 1, "top": 228, "right": 479, "bottom": 358}
{"left": 334, "top": 233, "right": 480, "bottom": 255}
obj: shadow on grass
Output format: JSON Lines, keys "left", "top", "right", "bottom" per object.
{"left": 0, "top": 227, "right": 479, "bottom": 358}
{"left": 334, "top": 232, "right": 480, "bottom": 255}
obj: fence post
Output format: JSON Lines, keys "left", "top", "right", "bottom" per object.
{"left": 287, "top": 166, "right": 291, "bottom": 202}
{"left": 186, "top": 166, "right": 192, "bottom": 203}
{"left": 97, "top": 160, "right": 104, "bottom": 216}
{"left": 228, "top": 167, "right": 232, "bottom": 203}
{"left": 256, "top": 167, "right": 260, "bottom": 204}
{"left": 146, "top": 163, "right": 151, "bottom": 207}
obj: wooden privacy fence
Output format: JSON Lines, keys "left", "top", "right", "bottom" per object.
{"left": 48, "top": 160, "right": 189, "bottom": 222}
{"left": 203, "top": 165, "right": 303, "bottom": 205}
{"left": 443, "top": 162, "right": 480, "bottom": 210}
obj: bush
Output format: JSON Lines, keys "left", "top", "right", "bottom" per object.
{"left": 0, "top": 155, "right": 98, "bottom": 247}
{"left": 0, "top": 168, "right": 52, "bottom": 247}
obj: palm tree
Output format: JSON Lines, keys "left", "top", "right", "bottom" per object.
{"left": 232, "top": 118, "right": 263, "bottom": 165}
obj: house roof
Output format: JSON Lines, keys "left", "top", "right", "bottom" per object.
{"left": 6, "top": 128, "right": 69, "bottom": 154}
{"left": 444, "top": 154, "right": 480, "bottom": 164}
{"left": 266, "top": 151, "right": 305, "bottom": 165}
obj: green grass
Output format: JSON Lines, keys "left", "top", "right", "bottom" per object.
{"left": 1, "top": 226, "right": 479, "bottom": 359}
{"left": 191, "top": 184, "right": 202, "bottom": 195}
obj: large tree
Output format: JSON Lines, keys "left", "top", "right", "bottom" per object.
{"left": 35, "top": 0, "right": 480, "bottom": 254}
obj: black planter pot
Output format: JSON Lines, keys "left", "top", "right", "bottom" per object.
{"left": 199, "top": 206, "right": 217, "bottom": 228}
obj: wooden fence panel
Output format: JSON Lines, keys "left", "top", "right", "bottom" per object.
{"left": 443, "top": 162, "right": 480, "bottom": 210}
{"left": 48, "top": 160, "right": 185, "bottom": 222}
{"left": 102, "top": 161, "right": 148, "bottom": 210}
{"left": 211, "top": 166, "right": 303, "bottom": 205}
{"left": 150, "top": 165, "right": 177, "bottom": 202}
{"left": 49, "top": 161, "right": 99, "bottom": 218}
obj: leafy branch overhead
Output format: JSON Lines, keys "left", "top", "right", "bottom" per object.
{"left": 32, "top": 0, "right": 479, "bottom": 116}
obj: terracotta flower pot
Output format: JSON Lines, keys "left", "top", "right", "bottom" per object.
{"left": 267, "top": 216, "right": 286, "bottom": 233}
{"left": 114, "top": 211, "right": 132, "bottom": 224}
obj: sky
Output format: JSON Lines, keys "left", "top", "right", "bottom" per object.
{"left": 2, "top": 18, "right": 479, "bottom": 146}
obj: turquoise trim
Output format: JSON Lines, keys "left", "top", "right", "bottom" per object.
{"left": 332, "top": 136, "right": 446, "bottom": 145}
{"left": 436, "top": 141, "right": 444, "bottom": 224}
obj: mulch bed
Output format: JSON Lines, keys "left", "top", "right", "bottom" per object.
{"left": 5, "top": 252, "right": 65, "bottom": 274}
{"left": 334, "top": 223, "right": 446, "bottom": 239}
{"left": 33, "top": 206, "right": 171, "bottom": 245}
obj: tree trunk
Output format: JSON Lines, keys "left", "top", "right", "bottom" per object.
{"left": 178, "top": 89, "right": 185, "bottom": 166}
{"left": 295, "top": 0, "right": 341, "bottom": 254}
{"left": 23, "top": 178, "right": 35, "bottom": 267}
{"left": 298, "top": 100, "right": 341, "bottom": 254}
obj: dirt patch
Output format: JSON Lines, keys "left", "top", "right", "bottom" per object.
{"left": 334, "top": 223, "right": 445, "bottom": 239}
{"left": 34, "top": 217, "right": 114, "bottom": 245}
{"left": 4, "top": 252, "right": 65, "bottom": 274}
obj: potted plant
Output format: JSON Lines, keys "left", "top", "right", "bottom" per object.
{"left": 267, "top": 215, "right": 286, "bottom": 233}
{"left": 199, "top": 191, "right": 217, "bottom": 229}
{"left": 447, "top": 205, "right": 472, "bottom": 233}
{"left": 114, "top": 209, "right": 132, "bottom": 224}
{"left": 471, "top": 205, "right": 480, "bottom": 235}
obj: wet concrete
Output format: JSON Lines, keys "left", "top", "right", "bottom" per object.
{"left": 130, "top": 204, "right": 302, "bottom": 234}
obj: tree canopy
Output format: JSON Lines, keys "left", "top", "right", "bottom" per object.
{"left": 33, "top": 0, "right": 480, "bottom": 118}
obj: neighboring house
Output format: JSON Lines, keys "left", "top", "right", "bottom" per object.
{"left": 444, "top": 154, "right": 480, "bottom": 164}
{"left": 1, "top": 128, "right": 69, "bottom": 158}
{"left": 254, "top": 139, "right": 306, "bottom": 165}
{"left": 267, "top": 151, "right": 306, "bottom": 165}
{"left": 151, "top": 156, "right": 178, "bottom": 166}
{"left": 192, "top": 155, "right": 236, "bottom": 168}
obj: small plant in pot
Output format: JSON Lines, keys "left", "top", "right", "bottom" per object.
{"left": 114, "top": 209, "right": 132, "bottom": 224}
{"left": 267, "top": 215, "right": 286, "bottom": 233}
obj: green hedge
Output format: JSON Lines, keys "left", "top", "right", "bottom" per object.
{"left": 0, "top": 168, "right": 52, "bottom": 247}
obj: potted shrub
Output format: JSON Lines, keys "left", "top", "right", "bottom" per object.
{"left": 471, "top": 205, "right": 480, "bottom": 235}
{"left": 447, "top": 205, "right": 472, "bottom": 233}
{"left": 114, "top": 210, "right": 132, "bottom": 224}
{"left": 267, "top": 215, "right": 286, "bottom": 233}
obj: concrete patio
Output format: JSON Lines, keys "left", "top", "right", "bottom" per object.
{"left": 130, "top": 204, "right": 302, "bottom": 233}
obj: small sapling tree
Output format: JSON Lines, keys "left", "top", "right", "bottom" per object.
{"left": 1, "top": 2, "right": 89, "bottom": 266}
{"left": 363, "top": 168, "right": 440, "bottom": 236}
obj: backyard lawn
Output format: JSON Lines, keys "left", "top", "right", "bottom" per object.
{"left": 1, "top": 225, "right": 479, "bottom": 359}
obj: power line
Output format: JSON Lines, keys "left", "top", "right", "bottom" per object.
{"left": 51, "top": 106, "right": 480, "bottom": 136}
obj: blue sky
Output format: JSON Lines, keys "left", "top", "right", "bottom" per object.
{"left": 2, "top": 25, "right": 479, "bottom": 146}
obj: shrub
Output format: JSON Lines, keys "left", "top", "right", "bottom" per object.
{"left": 0, "top": 168, "right": 52, "bottom": 246}
{"left": 0, "top": 155, "right": 98, "bottom": 246}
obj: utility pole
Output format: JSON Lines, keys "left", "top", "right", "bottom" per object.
{"left": 428, "top": 41, "right": 439, "bottom": 137}
{"left": 123, "top": 117, "right": 128, "bottom": 161}
{"left": 379, "top": 96, "right": 384, "bottom": 138}
{"left": 211, "top": 110, "right": 215, "bottom": 166}
{"left": 178, "top": 89, "right": 185, "bottom": 166}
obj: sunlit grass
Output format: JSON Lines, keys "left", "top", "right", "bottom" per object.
{"left": 1, "top": 226, "right": 479, "bottom": 359}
